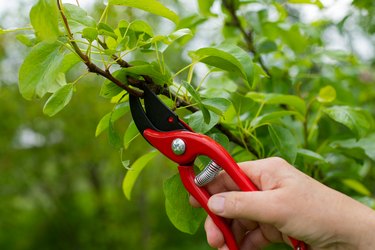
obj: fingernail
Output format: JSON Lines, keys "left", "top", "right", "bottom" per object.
{"left": 209, "top": 195, "right": 225, "bottom": 213}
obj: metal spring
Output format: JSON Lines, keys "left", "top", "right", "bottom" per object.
{"left": 194, "top": 161, "right": 222, "bottom": 187}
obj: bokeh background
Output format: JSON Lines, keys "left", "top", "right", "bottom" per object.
{"left": 0, "top": 1, "right": 210, "bottom": 249}
{"left": 1, "top": 0, "right": 374, "bottom": 250}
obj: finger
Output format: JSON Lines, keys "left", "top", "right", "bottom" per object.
{"left": 204, "top": 212, "right": 259, "bottom": 247}
{"left": 231, "top": 219, "right": 252, "bottom": 244}
{"left": 205, "top": 157, "right": 294, "bottom": 195}
{"left": 241, "top": 228, "right": 271, "bottom": 250}
{"left": 237, "top": 157, "right": 296, "bottom": 190}
{"left": 189, "top": 195, "right": 201, "bottom": 207}
{"left": 204, "top": 216, "right": 225, "bottom": 248}
{"left": 207, "top": 190, "right": 283, "bottom": 225}
{"left": 219, "top": 245, "right": 229, "bottom": 250}
{"left": 204, "top": 169, "right": 241, "bottom": 194}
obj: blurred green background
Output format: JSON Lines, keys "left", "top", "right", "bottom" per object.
{"left": 0, "top": 81, "right": 211, "bottom": 250}
{"left": 0, "top": 2, "right": 209, "bottom": 249}
{"left": 1, "top": 0, "right": 375, "bottom": 249}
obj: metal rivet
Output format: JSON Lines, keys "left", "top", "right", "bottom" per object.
{"left": 171, "top": 138, "right": 186, "bottom": 155}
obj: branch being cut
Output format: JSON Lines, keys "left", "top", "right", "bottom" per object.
{"left": 57, "top": 0, "right": 143, "bottom": 97}
{"left": 57, "top": 0, "right": 260, "bottom": 158}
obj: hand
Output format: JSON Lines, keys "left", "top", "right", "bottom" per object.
{"left": 190, "top": 157, "right": 375, "bottom": 250}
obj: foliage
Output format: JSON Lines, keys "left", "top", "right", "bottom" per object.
{"left": 0, "top": 83, "right": 208, "bottom": 250}
{"left": 2, "top": 0, "right": 375, "bottom": 249}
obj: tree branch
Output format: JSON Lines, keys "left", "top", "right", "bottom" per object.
{"left": 223, "top": 0, "right": 271, "bottom": 77}
{"left": 159, "top": 87, "right": 260, "bottom": 158}
{"left": 57, "top": 0, "right": 259, "bottom": 158}
{"left": 57, "top": 0, "right": 143, "bottom": 97}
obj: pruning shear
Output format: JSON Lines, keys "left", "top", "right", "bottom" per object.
{"left": 129, "top": 84, "right": 307, "bottom": 250}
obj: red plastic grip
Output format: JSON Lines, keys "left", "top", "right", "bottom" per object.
{"left": 144, "top": 129, "right": 307, "bottom": 250}
{"left": 144, "top": 129, "right": 258, "bottom": 191}
{"left": 178, "top": 166, "right": 239, "bottom": 250}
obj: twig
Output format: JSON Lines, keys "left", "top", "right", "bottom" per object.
{"left": 57, "top": 0, "right": 143, "bottom": 97}
{"left": 223, "top": 0, "right": 271, "bottom": 77}
{"left": 57, "top": 0, "right": 259, "bottom": 157}
{"left": 159, "top": 87, "right": 260, "bottom": 158}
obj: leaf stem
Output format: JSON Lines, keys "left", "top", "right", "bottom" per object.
{"left": 56, "top": 0, "right": 143, "bottom": 97}
{"left": 99, "top": 4, "right": 110, "bottom": 24}
{"left": 56, "top": 0, "right": 259, "bottom": 155}
{"left": 172, "top": 62, "right": 195, "bottom": 78}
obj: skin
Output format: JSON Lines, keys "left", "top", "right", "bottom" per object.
{"left": 190, "top": 157, "right": 375, "bottom": 250}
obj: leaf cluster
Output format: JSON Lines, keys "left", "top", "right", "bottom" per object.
{"left": 7, "top": 0, "right": 375, "bottom": 242}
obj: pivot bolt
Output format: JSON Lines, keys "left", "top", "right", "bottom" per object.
{"left": 171, "top": 138, "right": 186, "bottom": 155}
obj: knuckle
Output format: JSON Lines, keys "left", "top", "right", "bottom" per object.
{"left": 268, "top": 156, "right": 288, "bottom": 166}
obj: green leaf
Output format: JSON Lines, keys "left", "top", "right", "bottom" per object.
{"left": 163, "top": 28, "right": 193, "bottom": 45}
{"left": 30, "top": 0, "right": 60, "bottom": 42}
{"left": 202, "top": 98, "right": 231, "bottom": 116}
{"left": 109, "top": 0, "right": 179, "bottom": 24}
{"left": 188, "top": 110, "right": 220, "bottom": 134}
{"left": 16, "top": 34, "right": 37, "bottom": 47}
{"left": 279, "top": 25, "right": 308, "bottom": 53}
{"left": 330, "top": 133, "right": 375, "bottom": 161}
{"left": 18, "top": 42, "right": 79, "bottom": 100}
{"left": 176, "top": 15, "right": 206, "bottom": 31}
{"left": 63, "top": 3, "right": 96, "bottom": 28}
{"left": 95, "top": 102, "right": 130, "bottom": 137}
{"left": 82, "top": 27, "right": 98, "bottom": 42}
{"left": 128, "top": 20, "right": 154, "bottom": 37}
{"left": 209, "top": 133, "right": 230, "bottom": 150}
{"left": 246, "top": 92, "right": 306, "bottom": 115}
{"left": 317, "top": 85, "right": 336, "bottom": 103}
{"left": 324, "top": 106, "right": 371, "bottom": 138}
{"left": 100, "top": 83, "right": 125, "bottom": 99}
{"left": 342, "top": 179, "right": 371, "bottom": 196}
{"left": 123, "top": 62, "right": 171, "bottom": 85}
{"left": 197, "top": 0, "right": 216, "bottom": 16}
{"left": 181, "top": 81, "right": 210, "bottom": 123}
{"left": 297, "top": 148, "right": 326, "bottom": 163}
{"left": 204, "top": 75, "right": 238, "bottom": 98}
{"left": 258, "top": 40, "right": 277, "bottom": 54}
{"left": 123, "top": 121, "right": 139, "bottom": 149}
{"left": 108, "top": 119, "right": 122, "bottom": 149}
{"left": 180, "top": 81, "right": 202, "bottom": 103}
{"left": 189, "top": 43, "right": 254, "bottom": 88}
{"left": 122, "top": 151, "right": 159, "bottom": 199}
{"left": 100, "top": 70, "right": 127, "bottom": 98}
{"left": 250, "top": 111, "right": 300, "bottom": 128}
{"left": 268, "top": 124, "right": 297, "bottom": 164}
{"left": 60, "top": 52, "right": 81, "bottom": 73}
{"left": 98, "top": 23, "right": 118, "bottom": 39}
{"left": 163, "top": 174, "right": 205, "bottom": 234}
{"left": 43, "top": 83, "right": 74, "bottom": 116}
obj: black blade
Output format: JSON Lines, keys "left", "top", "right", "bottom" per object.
{"left": 129, "top": 92, "right": 158, "bottom": 135}
{"left": 143, "top": 86, "right": 186, "bottom": 131}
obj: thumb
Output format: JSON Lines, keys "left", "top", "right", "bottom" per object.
{"left": 207, "top": 191, "right": 280, "bottom": 225}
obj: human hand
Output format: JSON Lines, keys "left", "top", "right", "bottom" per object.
{"left": 190, "top": 157, "right": 375, "bottom": 250}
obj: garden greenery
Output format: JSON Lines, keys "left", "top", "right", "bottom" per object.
{"left": 7, "top": 0, "right": 375, "bottom": 238}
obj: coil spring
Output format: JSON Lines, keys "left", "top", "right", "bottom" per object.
{"left": 194, "top": 161, "right": 222, "bottom": 187}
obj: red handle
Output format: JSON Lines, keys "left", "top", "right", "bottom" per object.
{"left": 179, "top": 166, "right": 239, "bottom": 250}
{"left": 144, "top": 129, "right": 307, "bottom": 250}
{"left": 144, "top": 129, "right": 258, "bottom": 191}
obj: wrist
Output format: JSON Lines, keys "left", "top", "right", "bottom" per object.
{"left": 338, "top": 196, "right": 375, "bottom": 249}
{"left": 357, "top": 207, "right": 375, "bottom": 249}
